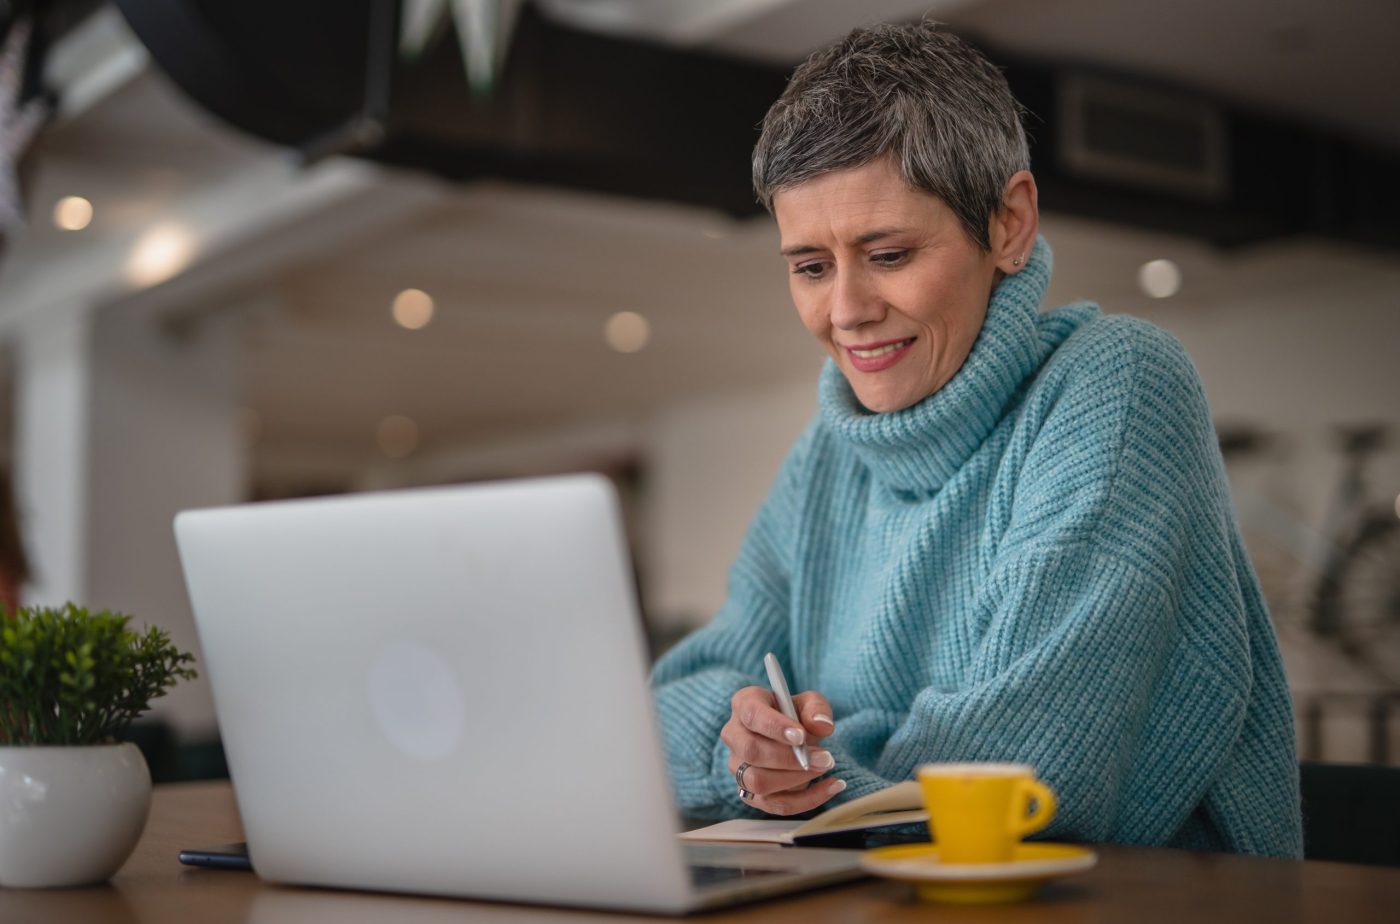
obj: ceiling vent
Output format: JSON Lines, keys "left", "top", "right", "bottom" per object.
{"left": 1057, "top": 74, "right": 1229, "bottom": 201}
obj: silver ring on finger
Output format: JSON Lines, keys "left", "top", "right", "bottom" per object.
{"left": 737, "top": 786, "right": 754, "bottom": 802}
{"left": 735, "top": 761, "right": 753, "bottom": 791}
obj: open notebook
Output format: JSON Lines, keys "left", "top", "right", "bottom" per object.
{"left": 681, "top": 781, "right": 927, "bottom": 847}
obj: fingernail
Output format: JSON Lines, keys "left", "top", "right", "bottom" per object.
{"left": 829, "top": 779, "right": 847, "bottom": 795}
{"left": 812, "top": 714, "right": 834, "bottom": 728}
{"left": 784, "top": 727, "right": 805, "bottom": 745}
{"left": 812, "top": 750, "right": 835, "bottom": 770}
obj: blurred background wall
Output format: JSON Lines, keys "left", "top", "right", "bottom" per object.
{"left": 0, "top": 0, "right": 1396, "bottom": 773}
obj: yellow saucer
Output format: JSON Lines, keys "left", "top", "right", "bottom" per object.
{"left": 861, "top": 842, "right": 1097, "bottom": 904}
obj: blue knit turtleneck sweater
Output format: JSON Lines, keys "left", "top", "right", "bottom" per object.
{"left": 650, "top": 236, "right": 1302, "bottom": 857}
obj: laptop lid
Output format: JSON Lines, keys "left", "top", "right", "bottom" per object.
{"left": 174, "top": 475, "right": 861, "bottom": 913}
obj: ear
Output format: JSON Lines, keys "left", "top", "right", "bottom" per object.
{"left": 990, "top": 170, "right": 1039, "bottom": 273}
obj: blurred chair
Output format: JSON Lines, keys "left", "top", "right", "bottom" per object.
{"left": 1300, "top": 761, "right": 1400, "bottom": 866}
{"left": 123, "top": 720, "right": 230, "bottom": 783}
{"left": 122, "top": 720, "right": 175, "bottom": 781}
{"left": 173, "top": 737, "right": 231, "bottom": 782}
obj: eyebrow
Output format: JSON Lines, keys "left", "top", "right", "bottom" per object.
{"left": 779, "top": 227, "right": 909, "bottom": 257}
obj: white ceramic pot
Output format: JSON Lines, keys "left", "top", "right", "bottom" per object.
{"left": 0, "top": 742, "right": 152, "bottom": 888}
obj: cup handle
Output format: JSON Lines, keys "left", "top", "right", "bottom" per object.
{"left": 1009, "top": 779, "right": 1056, "bottom": 838}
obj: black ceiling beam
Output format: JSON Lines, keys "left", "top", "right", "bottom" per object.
{"left": 999, "top": 54, "right": 1400, "bottom": 250}
{"left": 367, "top": 4, "right": 789, "bottom": 217}
{"left": 112, "top": 2, "right": 1398, "bottom": 248}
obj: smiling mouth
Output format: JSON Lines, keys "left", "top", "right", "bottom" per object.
{"left": 844, "top": 337, "right": 916, "bottom": 372}
{"left": 849, "top": 338, "right": 915, "bottom": 359}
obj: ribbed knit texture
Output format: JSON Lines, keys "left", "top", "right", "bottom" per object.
{"left": 651, "top": 236, "right": 1303, "bottom": 858}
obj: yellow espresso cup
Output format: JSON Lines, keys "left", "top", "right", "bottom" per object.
{"left": 917, "top": 762, "right": 1057, "bottom": 864}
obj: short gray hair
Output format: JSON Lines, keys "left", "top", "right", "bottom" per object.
{"left": 752, "top": 21, "right": 1029, "bottom": 251}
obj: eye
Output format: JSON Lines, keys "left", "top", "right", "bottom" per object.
{"left": 870, "top": 250, "right": 908, "bottom": 267}
{"left": 792, "top": 260, "right": 830, "bottom": 281}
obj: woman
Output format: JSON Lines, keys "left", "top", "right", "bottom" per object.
{"left": 650, "top": 22, "right": 1302, "bottom": 857}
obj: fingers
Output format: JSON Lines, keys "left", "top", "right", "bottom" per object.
{"left": 722, "top": 717, "right": 818, "bottom": 769}
{"left": 732, "top": 752, "right": 835, "bottom": 794}
{"left": 725, "top": 684, "right": 846, "bottom": 816}
{"left": 730, "top": 686, "right": 807, "bottom": 747}
{"left": 793, "top": 691, "right": 835, "bottom": 740}
{"left": 745, "top": 776, "right": 848, "bottom": 817}
{"left": 722, "top": 686, "right": 840, "bottom": 770}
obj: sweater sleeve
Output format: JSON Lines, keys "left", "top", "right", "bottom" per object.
{"left": 823, "top": 544, "right": 1243, "bottom": 845}
{"left": 818, "top": 321, "right": 1300, "bottom": 855}
{"left": 648, "top": 425, "right": 814, "bottom": 819}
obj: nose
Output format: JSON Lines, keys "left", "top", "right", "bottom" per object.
{"left": 828, "top": 263, "right": 886, "bottom": 331}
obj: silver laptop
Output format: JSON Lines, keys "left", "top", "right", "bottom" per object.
{"left": 174, "top": 474, "right": 864, "bottom": 914}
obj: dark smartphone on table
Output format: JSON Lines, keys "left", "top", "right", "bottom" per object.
{"left": 177, "top": 841, "right": 252, "bottom": 871}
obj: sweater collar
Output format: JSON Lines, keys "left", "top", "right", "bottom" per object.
{"left": 818, "top": 234, "right": 1054, "bottom": 494}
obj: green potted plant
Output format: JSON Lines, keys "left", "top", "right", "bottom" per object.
{"left": 0, "top": 603, "right": 196, "bottom": 888}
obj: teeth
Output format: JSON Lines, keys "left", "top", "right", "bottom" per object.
{"left": 851, "top": 339, "right": 912, "bottom": 359}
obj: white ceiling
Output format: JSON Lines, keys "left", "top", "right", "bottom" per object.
{"left": 5, "top": 0, "right": 1399, "bottom": 483}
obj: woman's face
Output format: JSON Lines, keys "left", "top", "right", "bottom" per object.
{"left": 773, "top": 158, "right": 1002, "bottom": 414}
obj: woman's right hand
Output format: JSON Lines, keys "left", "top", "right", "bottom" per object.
{"left": 722, "top": 685, "right": 846, "bottom": 816}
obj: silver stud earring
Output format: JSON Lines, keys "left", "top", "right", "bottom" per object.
{"left": 1012, "top": 255, "right": 1023, "bottom": 267}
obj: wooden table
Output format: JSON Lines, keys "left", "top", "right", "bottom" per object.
{"left": 3, "top": 782, "right": 1397, "bottom": 923}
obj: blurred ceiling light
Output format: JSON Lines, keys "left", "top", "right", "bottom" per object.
{"left": 392, "top": 288, "right": 435, "bottom": 329}
{"left": 1138, "top": 259, "right": 1182, "bottom": 299}
{"left": 702, "top": 228, "right": 726, "bottom": 240}
{"left": 604, "top": 311, "right": 651, "bottom": 353}
{"left": 377, "top": 415, "right": 420, "bottom": 459}
{"left": 53, "top": 196, "right": 93, "bottom": 231}
{"left": 125, "top": 223, "right": 196, "bottom": 288}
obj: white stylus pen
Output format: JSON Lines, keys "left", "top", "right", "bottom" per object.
{"left": 763, "top": 652, "right": 810, "bottom": 771}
